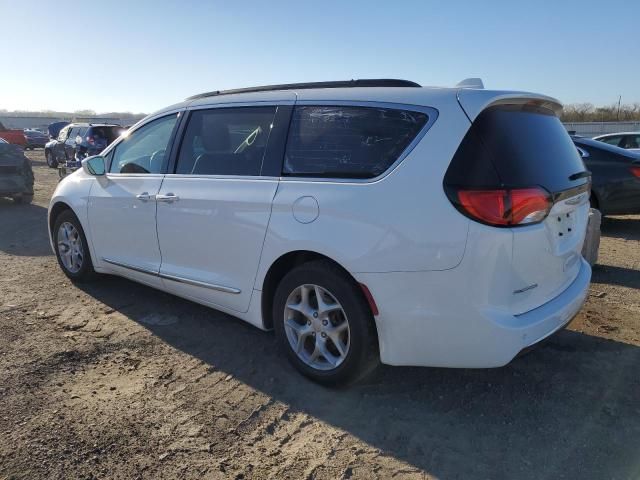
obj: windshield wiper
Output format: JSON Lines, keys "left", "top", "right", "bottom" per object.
{"left": 569, "top": 170, "right": 592, "bottom": 181}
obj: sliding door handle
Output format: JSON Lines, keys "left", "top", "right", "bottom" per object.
{"left": 156, "top": 193, "right": 179, "bottom": 203}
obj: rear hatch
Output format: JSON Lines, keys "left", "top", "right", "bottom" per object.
{"left": 447, "top": 93, "right": 590, "bottom": 314}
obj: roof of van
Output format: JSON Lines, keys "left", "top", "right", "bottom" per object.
{"left": 145, "top": 78, "right": 563, "bottom": 124}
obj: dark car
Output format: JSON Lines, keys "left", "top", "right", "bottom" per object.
{"left": 44, "top": 123, "right": 122, "bottom": 168}
{"left": 0, "top": 139, "right": 34, "bottom": 204}
{"left": 573, "top": 136, "right": 640, "bottom": 215}
{"left": 23, "top": 129, "right": 49, "bottom": 149}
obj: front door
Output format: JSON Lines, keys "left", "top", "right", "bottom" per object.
{"left": 87, "top": 113, "right": 180, "bottom": 286}
{"left": 156, "top": 104, "right": 291, "bottom": 313}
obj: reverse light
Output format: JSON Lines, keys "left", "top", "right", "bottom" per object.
{"left": 455, "top": 187, "right": 552, "bottom": 227}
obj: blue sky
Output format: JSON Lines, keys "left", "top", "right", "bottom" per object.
{"left": 0, "top": 0, "right": 637, "bottom": 113}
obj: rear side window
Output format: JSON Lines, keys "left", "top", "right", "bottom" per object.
{"left": 176, "top": 107, "right": 277, "bottom": 176}
{"left": 444, "top": 104, "right": 587, "bottom": 194}
{"left": 90, "top": 126, "right": 122, "bottom": 144}
{"left": 283, "top": 106, "right": 428, "bottom": 178}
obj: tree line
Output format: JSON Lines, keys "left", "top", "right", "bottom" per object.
{"left": 561, "top": 103, "right": 640, "bottom": 122}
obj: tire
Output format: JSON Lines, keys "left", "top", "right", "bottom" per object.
{"left": 45, "top": 150, "right": 57, "bottom": 168}
{"left": 13, "top": 194, "right": 33, "bottom": 204}
{"left": 273, "top": 260, "right": 379, "bottom": 386}
{"left": 52, "top": 210, "right": 96, "bottom": 282}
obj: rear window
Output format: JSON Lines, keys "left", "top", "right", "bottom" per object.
{"left": 283, "top": 105, "right": 428, "bottom": 179}
{"left": 445, "top": 104, "right": 587, "bottom": 193}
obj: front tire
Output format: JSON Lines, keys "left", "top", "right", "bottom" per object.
{"left": 52, "top": 210, "right": 96, "bottom": 282}
{"left": 45, "top": 150, "right": 57, "bottom": 168}
{"left": 273, "top": 260, "right": 379, "bottom": 385}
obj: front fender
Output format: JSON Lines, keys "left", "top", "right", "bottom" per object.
{"left": 48, "top": 170, "right": 96, "bottom": 256}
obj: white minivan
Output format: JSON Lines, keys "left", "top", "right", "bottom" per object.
{"left": 48, "top": 79, "right": 592, "bottom": 384}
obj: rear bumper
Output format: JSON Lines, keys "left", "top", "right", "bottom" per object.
{"left": 0, "top": 175, "right": 29, "bottom": 195}
{"left": 356, "top": 258, "right": 591, "bottom": 368}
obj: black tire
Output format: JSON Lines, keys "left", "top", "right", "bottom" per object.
{"left": 273, "top": 260, "right": 379, "bottom": 386}
{"left": 52, "top": 210, "right": 96, "bottom": 282}
{"left": 45, "top": 150, "right": 57, "bottom": 168}
{"left": 13, "top": 194, "right": 33, "bottom": 204}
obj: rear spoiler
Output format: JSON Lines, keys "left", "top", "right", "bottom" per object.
{"left": 456, "top": 89, "right": 563, "bottom": 122}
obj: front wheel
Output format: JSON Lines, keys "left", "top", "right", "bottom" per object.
{"left": 52, "top": 210, "right": 96, "bottom": 282}
{"left": 45, "top": 150, "right": 57, "bottom": 168}
{"left": 273, "top": 260, "right": 379, "bottom": 385}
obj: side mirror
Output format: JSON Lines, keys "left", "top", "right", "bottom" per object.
{"left": 82, "top": 155, "right": 106, "bottom": 176}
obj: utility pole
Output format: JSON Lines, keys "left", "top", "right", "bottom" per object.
{"left": 617, "top": 95, "right": 622, "bottom": 121}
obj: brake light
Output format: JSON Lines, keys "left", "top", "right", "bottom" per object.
{"left": 630, "top": 167, "right": 640, "bottom": 178}
{"left": 455, "top": 187, "right": 552, "bottom": 227}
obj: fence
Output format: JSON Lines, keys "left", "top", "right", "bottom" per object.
{"left": 563, "top": 121, "right": 640, "bottom": 138}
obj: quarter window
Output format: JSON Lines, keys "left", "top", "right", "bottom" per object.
{"left": 283, "top": 106, "right": 428, "bottom": 178}
{"left": 109, "top": 114, "right": 178, "bottom": 174}
{"left": 176, "top": 107, "right": 277, "bottom": 176}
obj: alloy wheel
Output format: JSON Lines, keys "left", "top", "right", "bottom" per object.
{"left": 283, "top": 284, "right": 350, "bottom": 371}
{"left": 57, "top": 222, "right": 84, "bottom": 273}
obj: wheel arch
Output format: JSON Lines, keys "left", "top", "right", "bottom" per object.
{"left": 48, "top": 200, "right": 95, "bottom": 266}
{"left": 48, "top": 200, "right": 74, "bottom": 235}
{"left": 260, "top": 250, "right": 376, "bottom": 331}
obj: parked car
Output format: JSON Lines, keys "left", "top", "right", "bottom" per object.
{"left": 0, "top": 121, "right": 27, "bottom": 147}
{"left": 0, "top": 139, "right": 34, "bottom": 203}
{"left": 23, "top": 129, "right": 49, "bottom": 150}
{"left": 573, "top": 136, "right": 640, "bottom": 215}
{"left": 44, "top": 123, "right": 122, "bottom": 168}
{"left": 48, "top": 79, "right": 592, "bottom": 384}
{"left": 592, "top": 132, "right": 640, "bottom": 152}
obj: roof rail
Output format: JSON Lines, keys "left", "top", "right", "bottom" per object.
{"left": 186, "top": 79, "right": 421, "bottom": 101}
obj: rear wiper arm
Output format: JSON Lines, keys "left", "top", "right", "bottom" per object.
{"left": 569, "top": 170, "right": 592, "bottom": 181}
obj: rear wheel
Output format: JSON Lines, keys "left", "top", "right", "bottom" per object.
{"left": 273, "top": 260, "right": 379, "bottom": 385}
{"left": 53, "top": 210, "right": 96, "bottom": 282}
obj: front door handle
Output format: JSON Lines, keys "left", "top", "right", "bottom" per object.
{"left": 136, "top": 192, "right": 151, "bottom": 201}
{"left": 156, "top": 193, "right": 179, "bottom": 203}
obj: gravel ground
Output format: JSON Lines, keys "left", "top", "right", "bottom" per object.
{"left": 1, "top": 150, "right": 639, "bottom": 480}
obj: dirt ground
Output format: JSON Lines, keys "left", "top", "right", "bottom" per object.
{"left": 0, "top": 150, "right": 639, "bottom": 480}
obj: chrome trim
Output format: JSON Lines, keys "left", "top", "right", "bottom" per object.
{"left": 159, "top": 272, "right": 241, "bottom": 294}
{"left": 102, "top": 258, "right": 240, "bottom": 294}
{"left": 102, "top": 257, "right": 159, "bottom": 276}
{"left": 513, "top": 283, "right": 538, "bottom": 294}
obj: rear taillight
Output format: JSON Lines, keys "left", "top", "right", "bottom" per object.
{"left": 630, "top": 166, "right": 640, "bottom": 178}
{"left": 453, "top": 187, "right": 552, "bottom": 227}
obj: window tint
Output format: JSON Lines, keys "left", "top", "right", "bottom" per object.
{"left": 600, "top": 136, "right": 622, "bottom": 146}
{"left": 109, "top": 114, "right": 178, "bottom": 174}
{"left": 445, "top": 105, "right": 587, "bottom": 194}
{"left": 621, "top": 135, "right": 640, "bottom": 149}
{"left": 176, "top": 107, "right": 277, "bottom": 176}
{"left": 283, "top": 106, "right": 428, "bottom": 178}
{"left": 90, "top": 126, "right": 123, "bottom": 144}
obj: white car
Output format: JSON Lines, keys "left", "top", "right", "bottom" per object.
{"left": 592, "top": 132, "right": 640, "bottom": 152}
{"left": 48, "top": 79, "right": 592, "bottom": 384}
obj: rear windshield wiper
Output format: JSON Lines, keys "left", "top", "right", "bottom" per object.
{"left": 569, "top": 170, "right": 592, "bottom": 181}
